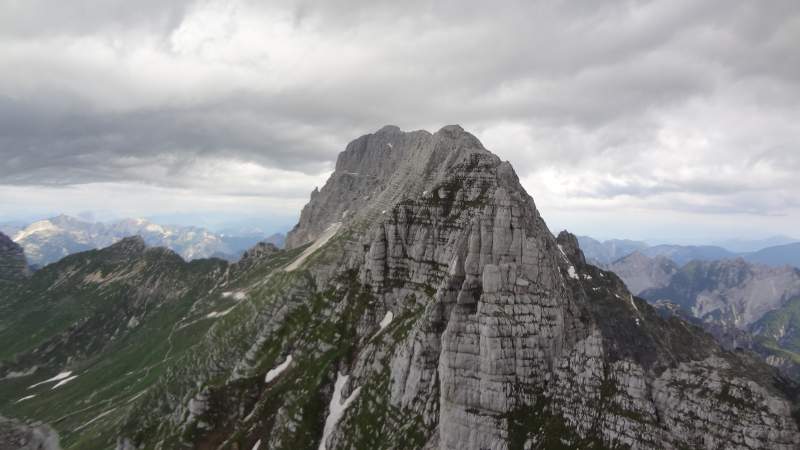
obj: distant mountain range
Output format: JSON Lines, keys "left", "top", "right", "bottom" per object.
{"left": 745, "top": 242, "right": 800, "bottom": 268}
{"left": 0, "top": 215, "right": 285, "bottom": 267}
{"left": 605, "top": 250, "right": 800, "bottom": 379}
{"left": 578, "top": 235, "right": 800, "bottom": 268}
{"left": 713, "top": 235, "right": 799, "bottom": 253}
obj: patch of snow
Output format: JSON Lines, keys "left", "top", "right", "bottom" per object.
{"left": 3, "top": 367, "right": 37, "bottom": 379}
{"left": 635, "top": 318, "right": 641, "bottom": 326}
{"left": 206, "top": 306, "right": 236, "bottom": 319}
{"left": 243, "top": 405, "right": 259, "bottom": 422}
{"left": 28, "top": 371, "right": 72, "bottom": 389}
{"left": 583, "top": 274, "right": 592, "bottom": 280}
{"left": 318, "top": 373, "right": 362, "bottom": 450}
{"left": 222, "top": 291, "right": 247, "bottom": 300}
{"left": 265, "top": 355, "right": 293, "bottom": 383}
{"left": 126, "top": 390, "right": 147, "bottom": 403}
{"left": 74, "top": 408, "right": 116, "bottom": 432}
{"left": 556, "top": 244, "right": 569, "bottom": 262}
{"left": 252, "top": 439, "right": 262, "bottom": 450}
{"left": 386, "top": 142, "right": 393, "bottom": 148}
{"left": 629, "top": 294, "right": 639, "bottom": 312}
{"left": 51, "top": 375, "right": 78, "bottom": 389}
{"left": 567, "top": 266, "right": 579, "bottom": 280}
{"left": 381, "top": 210, "right": 386, "bottom": 214}
{"left": 285, "top": 222, "right": 342, "bottom": 272}
{"left": 16, "top": 394, "right": 36, "bottom": 403}
{"left": 145, "top": 223, "right": 165, "bottom": 233}
{"left": 378, "top": 311, "right": 394, "bottom": 331}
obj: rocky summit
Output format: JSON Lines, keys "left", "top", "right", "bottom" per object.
{"left": 2, "top": 125, "right": 799, "bottom": 450}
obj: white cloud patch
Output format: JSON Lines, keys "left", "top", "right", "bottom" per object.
{"left": 0, "top": 0, "right": 798, "bottom": 239}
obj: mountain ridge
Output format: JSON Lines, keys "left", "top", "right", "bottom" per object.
{"left": 579, "top": 235, "right": 800, "bottom": 269}
{"left": 2, "top": 125, "right": 799, "bottom": 449}
{"left": 4, "top": 215, "right": 286, "bottom": 267}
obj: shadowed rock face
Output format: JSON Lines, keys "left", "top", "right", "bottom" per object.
{"left": 5, "top": 126, "right": 800, "bottom": 450}
{"left": 0, "top": 415, "right": 60, "bottom": 450}
{"left": 0, "top": 232, "right": 28, "bottom": 282}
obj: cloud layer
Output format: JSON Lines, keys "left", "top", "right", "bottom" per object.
{"left": 1, "top": 0, "right": 798, "bottom": 239}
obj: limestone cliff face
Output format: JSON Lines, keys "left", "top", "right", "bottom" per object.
{"left": 0, "top": 232, "right": 28, "bottom": 282}
{"left": 284, "top": 125, "right": 800, "bottom": 449}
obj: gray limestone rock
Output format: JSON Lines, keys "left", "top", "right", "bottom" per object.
{"left": 0, "top": 416, "right": 60, "bottom": 450}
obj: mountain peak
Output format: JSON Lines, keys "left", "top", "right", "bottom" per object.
{"left": 375, "top": 124, "right": 402, "bottom": 134}
{"left": 555, "top": 230, "right": 586, "bottom": 265}
{"left": 286, "top": 124, "right": 504, "bottom": 248}
{"left": 108, "top": 235, "right": 147, "bottom": 255}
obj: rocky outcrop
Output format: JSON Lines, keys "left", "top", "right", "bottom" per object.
{"left": 0, "top": 416, "right": 60, "bottom": 450}
{"left": 241, "top": 242, "right": 281, "bottom": 261}
{"left": 0, "top": 232, "right": 28, "bottom": 282}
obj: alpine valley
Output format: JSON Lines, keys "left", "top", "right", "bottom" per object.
{"left": 607, "top": 252, "right": 800, "bottom": 381}
{"left": 2, "top": 126, "right": 799, "bottom": 450}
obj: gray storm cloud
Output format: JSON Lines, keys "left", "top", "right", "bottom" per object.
{"left": 0, "top": 0, "right": 798, "bottom": 237}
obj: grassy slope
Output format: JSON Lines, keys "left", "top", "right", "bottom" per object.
{"left": 0, "top": 242, "right": 306, "bottom": 449}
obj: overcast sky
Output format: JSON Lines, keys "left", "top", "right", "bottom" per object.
{"left": 1, "top": 0, "right": 798, "bottom": 241}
